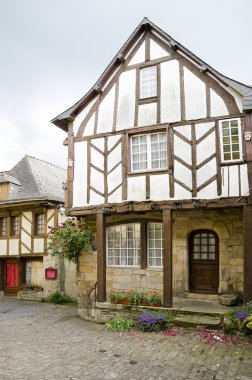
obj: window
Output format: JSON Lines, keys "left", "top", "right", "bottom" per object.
{"left": 148, "top": 223, "right": 163, "bottom": 267}
{"left": 191, "top": 231, "right": 217, "bottom": 261}
{"left": 0, "top": 217, "right": 7, "bottom": 237}
{"left": 107, "top": 223, "right": 141, "bottom": 266}
{"left": 140, "top": 66, "right": 157, "bottom": 99}
{"left": 34, "top": 214, "right": 45, "bottom": 236}
{"left": 10, "top": 216, "right": 20, "bottom": 236}
{"left": 131, "top": 132, "right": 167, "bottom": 172}
{"left": 220, "top": 118, "right": 242, "bottom": 162}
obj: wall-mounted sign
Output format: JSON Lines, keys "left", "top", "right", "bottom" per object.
{"left": 45, "top": 267, "right": 57, "bottom": 280}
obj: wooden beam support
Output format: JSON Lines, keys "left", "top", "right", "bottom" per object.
{"left": 163, "top": 209, "right": 173, "bottom": 308}
{"left": 244, "top": 205, "right": 252, "bottom": 303}
{"left": 96, "top": 213, "right": 106, "bottom": 302}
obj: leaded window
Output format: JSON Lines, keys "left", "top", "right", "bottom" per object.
{"left": 0, "top": 217, "right": 7, "bottom": 237}
{"left": 191, "top": 231, "right": 217, "bottom": 261}
{"left": 220, "top": 118, "right": 242, "bottom": 162}
{"left": 148, "top": 222, "right": 163, "bottom": 267}
{"left": 140, "top": 66, "right": 157, "bottom": 99}
{"left": 11, "top": 216, "right": 20, "bottom": 236}
{"left": 131, "top": 132, "right": 167, "bottom": 172}
{"left": 35, "top": 213, "right": 45, "bottom": 236}
{"left": 107, "top": 223, "right": 141, "bottom": 266}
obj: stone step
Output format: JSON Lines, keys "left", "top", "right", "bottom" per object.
{"left": 173, "top": 314, "right": 222, "bottom": 328}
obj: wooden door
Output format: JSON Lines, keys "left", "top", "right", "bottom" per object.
{"left": 189, "top": 230, "right": 219, "bottom": 294}
{"left": 4, "top": 261, "right": 19, "bottom": 294}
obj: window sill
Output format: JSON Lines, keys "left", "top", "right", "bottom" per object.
{"left": 220, "top": 160, "right": 244, "bottom": 166}
{"left": 128, "top": 168, "right": 171, "bottom": 176}
{"left": 107, "top": 265, "right": 141, "bottom": 268}
{"left": 139, "top": 96, "right": 157, "bottom": 105}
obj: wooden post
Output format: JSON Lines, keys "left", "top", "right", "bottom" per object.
{"left": 163, "top": 209, "right": 173, "bottom": 308}
{"left": 96, "top": 212, "right": 106, "bottom": 302}
{"left": 244, "top": 205, "right": 252, "bottom": 303}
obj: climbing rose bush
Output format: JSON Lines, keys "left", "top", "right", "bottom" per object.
{"left": 47, "top": 219, "right": 92, "bottom": 263}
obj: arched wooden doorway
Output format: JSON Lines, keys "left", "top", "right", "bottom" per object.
{"left": 189, "top": 230, "right": 219, "bottom": 294}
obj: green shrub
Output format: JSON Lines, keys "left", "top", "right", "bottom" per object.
{"left": 128, "top": 291, "right": 146, "bottom": 306}
{"left": 105, "top": 316, "right": 134, "bottom": 332}
{"left": 41, "top": 291, "right": 76, "bottom": 305}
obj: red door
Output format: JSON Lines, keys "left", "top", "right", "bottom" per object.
{"left": 4, "top": 262, "right": 19, "bottom": 294}
{"left": 189, "top": 230, "right": 219, "bottom": 294}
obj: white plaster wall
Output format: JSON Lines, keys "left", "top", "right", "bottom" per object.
{"left": 150, "top": 174, "right": 169, "bottom": 200}
{"left": 83, "top": 114, "right": 95, "bottom": 137}
{"left": 128, "top": 41, "right": 145, "bottom": 65}
{"left": 184, "top": 67, "right": 206, "bottom": 120}
{"left": 195, "top": 122, "right": 215, "bottom": 140}
{"left": 150, "top": 39, "right": 169, "bottom": 60}
{"left": 138, "top": 103, "right": 157, "bottom": 126}
{"left": 90, "top": 190, "right": 104, "bottom": 205}
{"left": 174, "top": 183, "right": 191, "bottom": 199}
{"left": 107, "top": 143, "right": 121, "bottom": 172}
{"left": 33, "top": 238, "right": 44, "bottom": 253}
{"left": 90, "top": 167, "right": 104, "bottom": 194}
{"left": 127, "top": 176, "right": 146, "bottom": 201}
{"left": 197, "top": 181, "right": 217, "bottom": 199}
{"left": 175, "top": 124, "right": 191, "bottom": 141}
{"left": 108, "top": 187, "right": 122, "bottom": 204}
{"left": 174, "top": 134, "right": 192, "bottom": 165}
{"left": 73, "top": 95, "right": 99, "bottom": 135}
{"left": 9, "top": 239, "right": 19, "bottom": 255}
{"left": 160, "top": 60, "right": 181, "bottom": 123}
{"left": 197, "top": 159, "right": 216, "bottom": 188}
{"left": 174, "top": 161, "right": 192, "bottom": 189}
{"left": 107, "top": 165, "right": 122, "bottom": 193}
{"left": 73, "top": 141, "right": 87, "bottom": 207}
{"left": 240, "top": 164, "right": 249, "bottom": 195}
{"left": 46, "top": 209, "right": 55, "bottom": 230}
{"left": 21, "top": 230, "right": 31, "bottom": 251}
{"left": 229, "top": 166, "right": 239, "bottom": 197}
{"left": 0, "top": 240, "right": 7, "bottom": 255}
{"left": 116, "top": 70, "right": 136, "bottom": 131}
{"left": 96, "top": 85, "right": 115, "bottom": 133}
{"left": 210, "top": 89, "right": 228, "bottom": 117}
{"left": 197, "top": 132, "right": 215, "bottom": 165}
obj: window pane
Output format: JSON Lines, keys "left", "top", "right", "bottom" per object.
{"left": 140, "top": 66, "right": 157, "bottom": 98}
{"left": 148, "top": 223, "right": 163, "bottom": 267}
{"left": 107, "top": 223, "right": 140, "bottom": 266}
{"left": 221, "top": 119, "right": 241, "bottom": 162}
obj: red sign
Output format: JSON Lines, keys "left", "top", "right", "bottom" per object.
{"left": 45, "top": 267, "right": 57, "bottom": 280}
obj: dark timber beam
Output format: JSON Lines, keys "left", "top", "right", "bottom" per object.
{"left": 96, "top": 213, "right": 106, "bottom": 302}
{"left": 163, "top": 209, "right": 173, "bottom": 308}
{"left": 244, "top": 205, "right": 252, "bottom": 303}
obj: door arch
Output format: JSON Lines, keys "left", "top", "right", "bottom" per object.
{"left": 189, "top": 230, "right": 219, "bottom": 294}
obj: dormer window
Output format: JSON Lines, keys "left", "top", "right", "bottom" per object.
{"left": 220, "top": 118, "right": 242, "bottom": 162}
{"left": 140, "top": 66, "right": 157, "bottom": 99}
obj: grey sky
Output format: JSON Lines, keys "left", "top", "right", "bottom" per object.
{"left": 0, "top": 0, "right": 251, "bottom": 171}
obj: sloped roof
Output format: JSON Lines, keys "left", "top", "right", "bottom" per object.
{"left": 0, "top": 155, "right": 66, "bottom": 204}
{"left": 51, "top": 17, "right": 252, "bottom": 131}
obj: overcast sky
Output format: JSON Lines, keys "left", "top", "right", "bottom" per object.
{"left": 0, "top": 0, "right": 251, "bottom": 171}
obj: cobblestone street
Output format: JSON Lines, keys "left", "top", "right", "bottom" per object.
{"left": 0, "top": 298, "right": 252, "bottom": 380}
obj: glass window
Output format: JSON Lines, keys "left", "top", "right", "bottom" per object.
{"left": 191, "top": 231, "right": 216, "bottom": 261}
{"left": 220, "top": 119, "right": 242, "bottom": 162}
{"left": 140, "top": 66, "right": 157, "bottom": 99}
{"left": 35, "top": 214, "right": 45, "bottom": 236}
{"left": 11, "top": 216, "right": 20, "bottom": 236}
{"left": 148, "top": 223, "right": 163, "bottom": 267}
{"left": 131, "top": 132, "right": 167, "bottom": 172}
{"left": 107, "top": 223, "right": 141, "bottom": 266}
{"left": 0, "top": 217, "right": 7, "bottom": 237}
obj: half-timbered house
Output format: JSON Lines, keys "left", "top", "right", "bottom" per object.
{"left": 52, "top": 18, "right": 252, "bottom": 309}
{"left": 0, "top": 155, "right": 76, "bottom": 297}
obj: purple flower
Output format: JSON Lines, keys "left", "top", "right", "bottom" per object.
{"left": 235, "top": 310, "right": 250, "bottom": 320}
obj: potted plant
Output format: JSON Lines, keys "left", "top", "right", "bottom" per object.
{"left": 110, "top": 291, "right": 129, "bottom": 304}
{"left": 148, "top": 291, "right": 162, "bottom": 307}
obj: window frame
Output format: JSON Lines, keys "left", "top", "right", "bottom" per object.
{"left": 34, "top": 213, "right": 45, "bottom": 237}
{"left": 147, "top": 222, "right": 163, "bottom": 268}
{"left": 10, "top": 215, "right": 20, "bottom": 237}
{"left": 130, "top": 131, "right": 168, "bottom": 173}
{"left": 0, "top": 217, "right": 7, "bottom": 238}
{"left": 219, "top": 118, "right": 243, "bottom": 163}
{"left": 106, "top": 220, "right": 164, "bottom": 269}
{"left": 140, "top": 65, "right": 157, "bottom": 100}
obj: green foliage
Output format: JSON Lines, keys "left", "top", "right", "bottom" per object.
{"left": 41, "top": 291, "right": 76, "bottom": 305}
{"left": 21, "top": 284, "right": 43, "bottom": 291}
{"left": 223, "top": 310, "right": 239, "bottom": 333}
{"left": 105, "top": 316, "right": 134, "bottom": 332}
{"left": 110, "top": 292, "right": 129, "bottom": 302}
{"left": 243, "top": 315, "right": 252, "bottom": 332}
{"left": 148, "top": 291, "right": 162, "bottom": 306}
{"left": 47, "top": 219, "right": 92, "bottom": 263}
{"left": 128, "top": 291, "right": 146, "bottom": 306}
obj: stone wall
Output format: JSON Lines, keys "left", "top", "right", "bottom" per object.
{"left": 77, "top": 208, "right": 244, "bottom": 306}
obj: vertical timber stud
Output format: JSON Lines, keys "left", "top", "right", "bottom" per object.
{"left": 163, "top": 209, "right": 173, "bottom": 308}
{"left": 67, "top": 119, "right": 74, "bottom": 209}
{"left": 244, "top": 205, "right": 252, "bottom": 303}
{"left": 96, "top": 212, "right": 106, "bottom": 302}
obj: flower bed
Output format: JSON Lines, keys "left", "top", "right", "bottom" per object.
{"left": 224, "top": 301, "right": 252, "bottom": 334}
{"left": 110, "top": 290, "right": 162, "bottom": 307}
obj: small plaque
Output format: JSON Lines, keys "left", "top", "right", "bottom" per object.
{"left": 45, "top": 267, "right": 57, "bottom": 280}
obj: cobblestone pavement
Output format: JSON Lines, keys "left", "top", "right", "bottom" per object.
{"left": 0, "top": 298, "right": 252, "bottom": 380}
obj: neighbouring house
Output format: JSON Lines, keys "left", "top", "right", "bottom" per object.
{"left": 51, "top": 17, "right": 252, "bottom": 317}
{"left": 0, "top": 155, "right": 77, "bottom": 298}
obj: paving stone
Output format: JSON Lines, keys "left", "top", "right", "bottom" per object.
{"left": 0, "top": 298, "right": 251, "bottom": 379}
